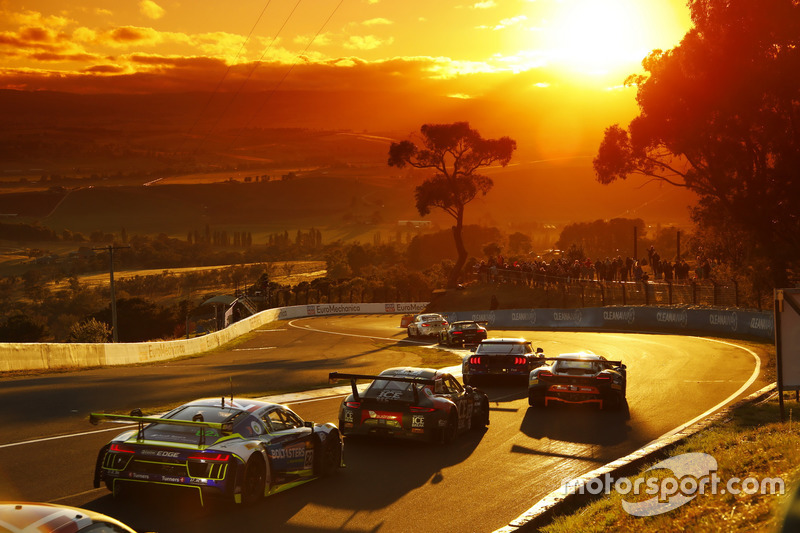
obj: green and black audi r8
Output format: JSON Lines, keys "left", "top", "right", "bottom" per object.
{"left": 91, "top": 397, "right": 342, "bottom": 505}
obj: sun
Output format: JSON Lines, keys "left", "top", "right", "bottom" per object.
{"left": 542, "top": 0, "right": 661, "bottom": 79}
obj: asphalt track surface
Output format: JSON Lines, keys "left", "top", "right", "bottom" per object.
{"left": 0, "top": 314, "right": 769, "bottom": 532}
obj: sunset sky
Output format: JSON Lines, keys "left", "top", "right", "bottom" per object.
{"left": 0, "top": 0, "right": 696, "bottom": 178}
{"left": 1, "top": 0, "right": 691, "bottom": 94}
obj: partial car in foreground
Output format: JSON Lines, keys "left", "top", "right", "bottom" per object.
{"left": 91, "top": 397, "right": 342, "bottom": 506}
{"left": 438, "top": 320, "right": 488, "bottom": 347}
{"left": 0, "top": 502, "right": 138, "bottom": 533}
{"left": 407, "top": 313, "right": 449, "bottom": 339}
{"left": 462, "top": 338, "right": 544, "bottom": 385}
{"left": 528, "top": 352, "right": 627, "bottom": 409}
{"left": 330, "top": 367, "right": 490, "bottom": 444}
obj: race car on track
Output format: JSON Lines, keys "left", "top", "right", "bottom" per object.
{"left": 528, "top": 352, "right": 627, "bottom": 409}
{"left": 461, "top": 338, "right": 545, "bottom": 385}
{"left": 438, "top": 320, "right": 488, "bottom": 347}
{"left": 90, "top": 397, "right": 342, "bottom": 506}
{"left": 0, "top": 502, "right": 138, "bottom": 533}
{"left": 330, "top": 367, "right": 490, "bottom": 444}
{"left": 407, "top": 313, "right": 449, "bottom": 338}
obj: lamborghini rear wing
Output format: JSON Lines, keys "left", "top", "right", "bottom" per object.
{"left": 89, "top": 412, "right": 233, "bottom": 446}
{"left": 328, "top": 372, "right": 436, "bottom": 404}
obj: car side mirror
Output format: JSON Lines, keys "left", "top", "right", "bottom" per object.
{"left": 304, "top": 421, "right": 314, "bottom": 428}
{"left": 470, "top": 346, "right": 478, "bottom": 353}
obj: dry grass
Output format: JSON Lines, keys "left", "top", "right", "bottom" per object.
{"left": 542, "top": 397, "right": 800, "bottom": 533}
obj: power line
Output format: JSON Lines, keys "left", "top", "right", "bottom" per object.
{"left": 179, "top": 0, "right": 275, "bottom": 154}
{"left": 224, "top": 0, "right": 346, "bottom": 150}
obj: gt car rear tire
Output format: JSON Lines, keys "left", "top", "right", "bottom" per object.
{"left": 440, "top": 412, "right": 458, "bottom": 445}
{"left": 528, "top": 390, "right": 543, "bottom": 407}
{"left": 241, "top": 455, "right": 267, "bottom": 505}
{"left": 315, "top": 433, "right": 342, "bottom": 477}
{"left": 471, "top": 394, "right": 490, "bottom": 430}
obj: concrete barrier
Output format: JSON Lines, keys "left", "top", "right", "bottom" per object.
{"left": 0, "top": 302, "right": 772, "bottom": 372}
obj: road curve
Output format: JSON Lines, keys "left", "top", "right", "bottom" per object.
{"left": 0, "top": 315, "right": 767, "bottom": 532}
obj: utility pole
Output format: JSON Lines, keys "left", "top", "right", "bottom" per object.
{"left": 93, "top": 244, "right": 130, "bottom": 342}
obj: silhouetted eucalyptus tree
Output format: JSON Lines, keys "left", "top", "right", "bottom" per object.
{"left": 594, "top": 0, "right": 800, "bottom": 286}
{"left": 389, "top": 122, "right": 516, "bottom": 288}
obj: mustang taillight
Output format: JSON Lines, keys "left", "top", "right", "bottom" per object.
{"left": 345, "top": 401, "right": 361, "bottom": 409}
{"left": 514, "top": 357, "right": 527, "bottom": 365}
{"left": 469, "top": 356, "right": 482, "bottom": 365}
{"left": 410, "top": 406, "right": 436, "bottom": 413}
{"left": 110, "top": 443, "right": 135, "bottom": 453}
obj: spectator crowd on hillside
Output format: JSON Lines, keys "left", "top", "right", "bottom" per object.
{"left": 474, "top": 246, "right": 716, "bottom": 286}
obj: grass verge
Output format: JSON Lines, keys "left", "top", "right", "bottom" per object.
{"left": 540, "top": 393, "right": 800, "bottom": 533}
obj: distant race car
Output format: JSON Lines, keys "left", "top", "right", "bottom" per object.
{"left": 407, "top": 313, "right": 449, "bottom": 338}
{"left": 330, "top": 367, "right": 490, "bottom": 444}
{"left": 438, "top": 320, "right": 488, "bottom": 347}
{"left": 0, "top": 502, "right": 138, "bottom": 533}
{"left": 400, "top": 314, "right": 417, "bottom": 328}
{"left": 90, "top": 397, "right": 342, "bottom": 506}
{"left": 528, "top": 352, "right": 627, "bottom": 409}
{"left": 462, "top": 338, "right": 545, "bottom": 385}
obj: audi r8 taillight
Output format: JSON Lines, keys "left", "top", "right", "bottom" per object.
{"left": 103, "top": 443, "right": 135, "bottom": 470}
{"left": 537, "top": 370, "right": 552, "bottom": 378}
{"left": 187, "top": 453, "right": 230, "bottom": 479}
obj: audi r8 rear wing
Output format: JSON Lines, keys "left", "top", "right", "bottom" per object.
{"left": 328, "top": 372, "right": 436, "bottom": 404}
{"left": 89, "top": 412, "right": 233, "bottom": 446}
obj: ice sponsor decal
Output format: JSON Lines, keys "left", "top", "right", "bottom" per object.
{"left": 656, "top": 309, "right": 688, "bottom": 328}
{"left": 603, "top": 307, "right": 636, "bottom": 325}
{"left": 344, "top": 410, "right": 354, "bottom": 423}
{"left": 411, "top": 415, "right": 425, "bottom": 428}
{"left": 377, "top": 390, "right": 404, "bottom": 402}
{"left": 552, "top": 310, "right": 582, "bottom": 323}
{"left": 511, "top": 310, "right": 537, "bottom": 325}
{"left": 709, "top": 312, "right": 738, "bottom": 332}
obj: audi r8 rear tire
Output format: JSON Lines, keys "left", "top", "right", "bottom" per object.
{"left": 315, "top": 433, "right": 342, "bottom": 477}
{"left": 241, "top": 455, "right": 267, "bottom": 505}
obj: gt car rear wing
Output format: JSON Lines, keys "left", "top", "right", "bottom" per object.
{"left": 541, "top": 357, "right": 625, "bottom": 367}
{"left": 328, "top": 372, "right": 436, "bottom": 404}
{"left": 89, "top": 412, "right": 233, "bottom": 447}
